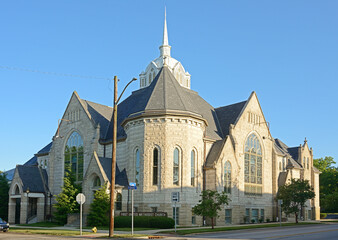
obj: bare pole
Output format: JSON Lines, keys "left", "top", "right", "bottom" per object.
{"left": 109, "top": 76, "right": 137, "bottom": 237}
{"left": 109, "top": 76, "right": 118, "bottom": 237}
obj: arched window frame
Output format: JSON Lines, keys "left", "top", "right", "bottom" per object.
{"left": 244, "top": 133, "right": 263, "bottom": 196}
{"left": 153, "top": 147, "right": 159, "bottom": 185}
{"left": 191, "top": 150, "right": 196, "bottom": 186}
{"left": 93, "top": 176, "right": 101, "bottom": 188}
{"left": 224, "top": 161, "right": 231, "bottom": 194}
{"left": 135, "top": 148, "right": 140, "bottom": 186}
{"left": 307, "top": 157, "right": 309, "bottom": 169}
{"left": 64, "top": 131, "right": 84, "bottom": 182}
{"left": 173, "top": 147, "right": 180, "bottom": 186}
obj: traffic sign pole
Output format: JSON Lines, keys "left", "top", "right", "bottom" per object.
{"left": 76, "top": 193, "right": 86, "bottom": 236}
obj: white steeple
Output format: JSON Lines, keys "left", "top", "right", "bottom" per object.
{"left": 139, "top": 8, "right": 191, "bottom": 89}
{"left": 159, "top": 8, "right": 171, "bottom": 57}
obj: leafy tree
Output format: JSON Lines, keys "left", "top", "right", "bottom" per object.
{"left": 314, "top": 156, "right": 336, "bottom": 172}
{"left": 0, "top": 172, "right": 9, "bottom": 221}
{"left": 87, "top": 183, "right": 110, "bottom": 227}
{"left": 192, "top": 190, "right": 229, "bottom": 229}
{"left": 277, "top": 179, "right": 315, "bottom": 223}
{"left": 314, "top": 156, "right": 338, "bottom": 213}
{"left": 54, "top": 170, "right": 81, "bottom": 225}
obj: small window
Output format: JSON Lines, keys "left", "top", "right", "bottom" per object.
{"left": 134, "top": 207, "right": 138, "bottom": 213}
{"left": 224, "top": 161, "right": 231, "bottom": 193}
{"left": 115, "top": 193, "right": 122, "bottom": 211}
{"left": 225, "top": 209, "right": 232, "bottom": 224}
{"left": 192, "top": 209, "right": 196, "bottom": 224}
{"left": 307, "top": 157, "right": 309, "bottom": 169}
{"left": 135, "top": 149, "right": 140, "bottom": 186}
{"left": 260, "top": 209, "right": 265, "bottom": 222}
{"left": 151, "top": 207, "right": 158, "bottom": 213}
{"left": 252, "top": 209, "right": 259, "bottom": 223}
{"left": 153, "top": 148, "right": 159, "bottom": 185}
{"left": 93, "top": 176, "right": 101, "bottom": 187}
{"left": 173, "top": 148, "right": 180, "bottom": 185}
{"left": 279, "top": 162, "right": 281, "bottom": 171}
{"left": 191, "top": 150, "right": 195, "bottom": 186}
{"left": 245, "top": 208, "right": 250, "bottom": 223}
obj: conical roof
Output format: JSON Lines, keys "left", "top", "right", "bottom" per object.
{"left": 104, "top": 66, "right": 223, "bottom": 141}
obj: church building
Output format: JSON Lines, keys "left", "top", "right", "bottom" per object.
{"left": 8, "top": 13, "right": 320, "bottom": 226}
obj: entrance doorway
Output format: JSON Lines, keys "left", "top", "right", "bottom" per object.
{"left": 15, "top": 198, "right": 21, "bottom": 224}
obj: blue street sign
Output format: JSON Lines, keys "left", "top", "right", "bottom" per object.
{"left": 128, "top": 186, "right": 137, "bottom": 190}
{"left": 129, "top": 182, "right": 136, "bottom": 187}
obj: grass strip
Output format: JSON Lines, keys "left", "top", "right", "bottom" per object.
{"left": 161, "top": 222, "right": 321, "bottom": 235}
{"left": 10, "top": 227, "right": 93, "bottom": 236}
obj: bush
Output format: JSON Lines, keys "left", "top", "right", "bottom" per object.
{"left": 87, "top": 183, "right": 110, "bottom": 227}
{"left": 266, "top": 218, "right": 271, "bottom": 223}
{"left": 114, "top": 216, "right": 174, "bottom": 229}
{"left": 251, "top": 219, "right": 255, "bottom": 224}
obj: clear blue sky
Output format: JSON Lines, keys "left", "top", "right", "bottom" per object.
{"left": 1, "top": 0, "right": 337, "bottom": 171}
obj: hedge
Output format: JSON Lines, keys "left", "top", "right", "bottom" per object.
{"left": 114, "top": 216, "right": 175, "bottom": 229}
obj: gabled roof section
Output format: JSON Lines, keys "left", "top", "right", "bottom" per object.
{"left": 81, "top": 100, "right": 113, "bottom": 139}
{"left": 17, "top": 165, "right": 49, "bottom": 193}
{"left": 215, "top": 101, "right": 247, "bottom": 136}
{"left": 104, "top": 66, "right": 223, "bottom": 141}
{"left": 24, "top": 156, "right": 38, "bottom": 166}
{"left": 287, "top": 147, "right": 300, "bottom": 163}
{"left": 97, "top": 156, "right": 128, "bottom": 187}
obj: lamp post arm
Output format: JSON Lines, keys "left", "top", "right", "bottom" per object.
{"left": 116, "top": 78, "right": 137, "bottom": 105}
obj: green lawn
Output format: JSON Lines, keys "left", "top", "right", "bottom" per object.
{"left": 10, "top": 228, "right": 92, "bottom": 236}
{"left": 161, "top": 222, "right": 322, "bottom": 235}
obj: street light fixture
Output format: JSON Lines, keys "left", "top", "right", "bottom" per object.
{"left": 109, "top": 76, "right": 137, "bottom": 237}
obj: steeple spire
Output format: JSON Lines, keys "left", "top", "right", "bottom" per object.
{"left": 159, "top": 7, "right": 171, "bottom": 57}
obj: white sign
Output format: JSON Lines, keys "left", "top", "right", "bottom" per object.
{"left": 76, "top": 193, "right": 86, "bottom": 204}
{"left": 172, "top": 192, "right": 180, "bottom": 202}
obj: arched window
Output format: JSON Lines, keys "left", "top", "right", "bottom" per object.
{"left": 115, "top": 193, "right": 122, "bottom": 211}
{"left": 303, "top": 157, "right": 306, "bottom": 168}
{"left": 93, "top": 176, "right": 101, "bottom": 187}
{"left": 152, "top": 71, "right": 155, "bottom": 81}
{"left": 153, "top": 148, "right": 159, "bottom": 185}
{"left": 307, "top": 157, "right": 309, "bottom": 169}
{"left": 279, "top": 162, "right": 281, "bottom": 171}
{"left": 244, "top": 133, "right": 262, "bottom": 195}
{"left": 191, "top": 150, "right": 195, "bottom": 186}
{"left": 64, "top": 131, "right": 84, "bottom": 182}
{"left": 282, "top": 157, "right": 286, "bottom": 171}
{"left": 224, "top": 161, "right": 231, "bottom": 193}
{"left": 135, "top": 149, "right": 140, "bottom": 186}
{"left": 173, "top": 148, "right": 180, "bottom": 185}
{"left": 15, "top": 185, "right": 20, "bottom": 195}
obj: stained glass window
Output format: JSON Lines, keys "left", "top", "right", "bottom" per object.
{"left": 64, "top": 131, "right": 83, "bottom": 182}
{"left": 153, "top": 148, "right": 159, "bottom": 185}
{"left": 224, "top": 161, "right": 231, "bottom": 193}
{"left": 244, "top": 134, "right": 262, "bottom": 195}
{"left": 173, "top": 148, "right": 179, "bottom": 185}
{"left": 191, "top": 150, "right": 195, "bottom": 186}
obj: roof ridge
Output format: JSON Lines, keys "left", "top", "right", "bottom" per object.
{"left": 215, "top": 100, "right": 247, "bottom": 110}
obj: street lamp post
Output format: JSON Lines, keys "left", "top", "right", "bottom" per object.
{"left": 26, "top": 188, "right": 30, "bottom": 224}
{"left": 109, "top": 76, "right": 137, "bottom": 237}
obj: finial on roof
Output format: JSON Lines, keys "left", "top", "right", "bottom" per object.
{"left": 159, "top": 7, "right": 171, "bottom": 57}
{"left": 304, "top": 137, "right": 307, "bottom": 143}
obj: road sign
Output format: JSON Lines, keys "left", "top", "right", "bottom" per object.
{"left": 172, "top": 192, "right": 180, "bottom": 202}
{"left": 129, "top": 182, "right": 136, "bottom": 187}
{"left": 76, "top": 193, "right": 86, "bottom": 204}
{"left": 128, "top": 185, "right": 137, "bottom": 190}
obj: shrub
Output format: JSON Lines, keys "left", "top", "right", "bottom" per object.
{"left": 259, "top": 218, "right": 263, "bottom": 223}
{"left": 114, "top": 216, "right": 174, "bottom": 229}
{"left": 266, "top": 218, "right": 271, "bottom": 223}
{"left": 87, "top": 183, "right": 110, "bottom": 227}
{"left": 251, "top": 219, "right": 255, "bottom": 224}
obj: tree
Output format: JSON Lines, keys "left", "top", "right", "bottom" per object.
{"left": 87, "top": 183, "right": 110, "bottom": 227}
{"left": 0, "top": 172, "right": 9, "bottom": 221}
{"left": 314, "top": 156, "right": 336, "bottom": 172}
{"left": 192, "top": 190, "right": 229, "bottom": 229}
{"left": 54, "top": 170, "right": 81, "bottom": 225}
{"left": 314, "top": 156, "right": 338, "bottom": 213}
{"left": 277, "top": 179, "right": 315, "bottom": 223}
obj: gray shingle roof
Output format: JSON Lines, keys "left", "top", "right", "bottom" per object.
{"left": 3, "top": 168, "right": 15, "bottom": 181}
{"left": 104, "top": 66, "right": 224, "bottom": 141}
{"left": 17, "top": 165, "right": 49, "bottom": 193}
{"left": 287, "top": 147, "right": 300, "bottom": 163}
{"left": 81, "top": 100, "right": 113, "bottom": 139}
{"left": 98, "top": 157, "right": 128, "bottom": 187}
{"left": 23, "top": 156, "right": 38, "bottom": 166}
{"left": 36, "top": 142, "right": 53, "bottom": 156}
{"left": 215, "top": 101, "right": 247, "bottom": 136}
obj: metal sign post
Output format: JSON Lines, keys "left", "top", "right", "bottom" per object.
{"left": 171, "top": 192, "right": 179, "bottom": 233}
{"left": 128, "top": 182, "right": 137, "bottom": 236}
{"left": 76, "top": 193, "right": 86, "bottom": 236}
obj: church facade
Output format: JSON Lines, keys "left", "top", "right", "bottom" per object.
{"left": 8, "top": 14, "right": 320, "bottom": 226}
